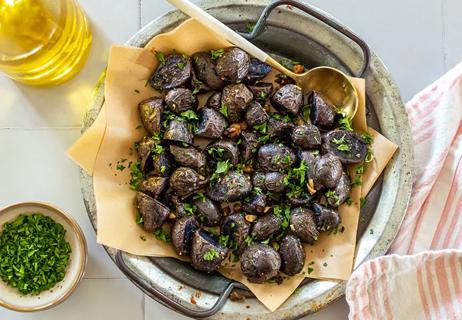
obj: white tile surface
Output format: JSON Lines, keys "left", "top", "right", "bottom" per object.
{"left": 2, "top": 0, "right": 462, "bottom": 319}
{"left": 443, "top": 0, "right": 462, "bottom": 69}
{"left": 0, "top": 128, "right": 124, "bottom": 279}
{"left": 301, "top": 0, "right": 445, "bottom": 101}
{"left": 0, "top": 279, "right": 144, "bottom": 320}
{"left": 144, "top": 293, "right": 349, "bottom": 320}
{"left": 0, "top": 0, "right": 138, "bottom": 129}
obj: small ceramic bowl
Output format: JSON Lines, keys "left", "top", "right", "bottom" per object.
{"left": 0, "top": 202, "right": 87, "bottom": 312}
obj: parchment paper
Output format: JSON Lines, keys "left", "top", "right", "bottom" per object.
{"left": 67, "top": 19, "right": 398, "bottom": 311}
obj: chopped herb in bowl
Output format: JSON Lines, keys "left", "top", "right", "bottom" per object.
{"left": 0, "top": 214, "right": 71, "bottom": 295}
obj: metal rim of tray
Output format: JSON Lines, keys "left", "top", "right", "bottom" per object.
{"left": 80, "top": 1, "right": 413, "bottom": 319}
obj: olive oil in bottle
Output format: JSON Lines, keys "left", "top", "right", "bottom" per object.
{"left": 0, "top": 0, "right": 92, "bottom": 86}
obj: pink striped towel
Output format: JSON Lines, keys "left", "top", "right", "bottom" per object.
{"left": 345, "top": 62, "right": 462, "bottom": 319}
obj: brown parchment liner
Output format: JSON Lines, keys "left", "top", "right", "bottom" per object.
{"left": 67, "top": 19, "right": 398, "bottom": 311}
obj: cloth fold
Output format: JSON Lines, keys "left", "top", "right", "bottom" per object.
{"left": 346, "top": 63, "right": 462, "bottom": 319}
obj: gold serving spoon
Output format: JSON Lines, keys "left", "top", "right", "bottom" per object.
{"left": 167, "top": 0, "right": 358, "bottom": 119}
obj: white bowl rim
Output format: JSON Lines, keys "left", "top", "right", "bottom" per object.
{"left": 0, "top": 201, "right": 88, "bottom": 312}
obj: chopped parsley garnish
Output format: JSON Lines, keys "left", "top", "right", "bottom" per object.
{"left": 155, "top": 51, "right": 165, "bottom": 63}
{"left": 207, "top": 147, "right": 225, "bottom": 158}
{"left": 370, "top": 229, "right": 374, "bottom": 234}
{"left": 0, "top": 214, "right": 71, "bottom": 295}
{"left": 244, "top": 235, "right": 254, "bottom": 246}
{"left": 180, "top": 109, "right": 199, "bottom": 121}
{"left": 219, "top": 104, "right": 228, "bottom": 117}
{"left": 261, "top": 238, "right": 271, "bottom": 245}
{"left": 152, "top": 144, "right": 164, "bottom": 155}
{"left": 336, "top": 108, "right": 353, "bottom": 131}
{"left": 365, "top": 148, "right": 374, "bottom": 162}
{"left": 154, "top": 228, "right": 171, "bottom": 243}
{"left": 176, "top": 62, "right": 186, "bottom": 70}
{"left": 307, "top": 267, "right": 314, "bottom": 274}
{"left": 129, "top": 161, "right": 145, "bottom": 190}
{"left": 258, "top": 134, "right": 270, "bottom": 143}
{"left": 360, "top": 197, "right": 366, "bottom": 208}
{"left": 203, "top": 249, "right": 219, "bottom": 261}
{"left": 325, "top": 190, "right": 340, "bottom": 206}
{"left": 361, "top": 132, "right": 374, "bottom": 144}
{"left": 259, "top": 92, "right": 268, "bottom": 99}
{"left": 116, "top": 164, "right": 126, "bottom": 171}
{"left": 351, "top": 174, "right": 362, "bottom": 187}
{"left": 135, "top": 210, "right": 144, "bottom": 224}
{"left": 345, "top": 196, "right": 353, "bottom": 206}
{"left": 210, "top": 160, "right": 231, "bottom": 183}
{"left": 193, "top": 192, "right": 206, "bottom": 202}
{"left": 332, "top": 136, "right": 351, "bottom": 152}
{"left": 356, "top": 164, "right": 365, "bottom": 175}
{"left": 160, "top": 165, "right": 166, "bottom": 173}
{"left": 219, "top": 234, "right": 229, "bottom": 247}
{"left": 253, "top": 122, "right": 268, "bottom": 134}
{"left": 183, "top": 203, "right": 197, "bottom": 216}
{"left": 210, "top": 48, "right": 224, "bottom": 60}
{"left": 273, "top": 204, "right": 291, "bottom": 229}
{"left": 140, "top": 235, "right": 147, "bottom": 241}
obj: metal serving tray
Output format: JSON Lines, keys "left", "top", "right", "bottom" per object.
{"left": 80, "top": 1, "right": 413, "bottom": 318}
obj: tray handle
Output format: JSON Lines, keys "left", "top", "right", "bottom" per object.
{"left": 240, "top": 0, "right": 371, "bottom": 77}
{"left": 115, "top": 250, "right": 235, "bottom": 318}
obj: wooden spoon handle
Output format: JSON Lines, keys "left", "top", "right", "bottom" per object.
{"left": 167, "top": 0, "right": 269, "bottom": 61}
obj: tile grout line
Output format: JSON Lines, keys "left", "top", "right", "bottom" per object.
{"left": 138, "top": 0, "right": 143, "bottom": 30}
{"left": 143, "top": 293, "right": 146, "bottom": 320}
{"left": 441, "top": 0, "right": 448, "bottom": 71}
{"left": 0, "top": 126, "right": 81, "bottom": 130}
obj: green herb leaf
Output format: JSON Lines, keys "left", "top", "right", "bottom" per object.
{"left": 176, "top": 62, "right": 186, "bottom": 70}
{"left": 0, "top": 214, "right": 71, "bottom": 295}
{"left": 361, "top": 132, "right": 374, "bottom": 144}
{"left": 210, "top": 160, "right": 231, "bottom": 183}
{"left": 183, "top": 203, "right": 197, "bottom": 216}
{"left": 203, "top": 249, "right": 219, "bottom": 261}
{"left": 253, "top": 122, "right": 268, "bottom": 134}
{"left": 360, "top": 197, "right": 366, "bottom": 208}
{"left": 273, "top": 204, "right": 291, "bottom": 229}
{"left": 258, "top": 91, "right": 268, "bottom": 99}
{"left": 219, "top": 234, "right": 229, "bottom": 247}
{"left": 154, "top": 228, "right": 171, "bottom": 243}
{"left": 351, "top": 174, "right": 362, "bottom": 187}
{"left": 325, "top": 190, "right": 340, "bottom": 206}
{"left": 244, "top": 235, "right": 254, "bottom": 246}
{"left": 155, "top": 51, "right": 166, "bottom": 63}
{"left": 219, "top": 104, "right": 228, "bottom": 117}
{"left": 345, "top": 196, "right": 353, "bottom": 206}
{"left": 135, "top": 211, "right": 144, "bottom": 224}
{"left": 207, "top": 147, "right": 225, "bottom": 158}
{"left": 180, "top": 109, "right": 199, "bottom": 121}
{"left": 152, "top": 144, "right": 164, "bottom": 155}
{"left": 129, "top": 161, "right": 145, "bottom": 190}
{"left": 193, "top": 192, "right": 206, "bottom": 202}
{"left": 210, "top": 48, "right": 224, "bottom": 60}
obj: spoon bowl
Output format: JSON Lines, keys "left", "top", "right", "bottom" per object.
{"left": 266, "top": 57, "right": 358, "bottom": 118}
{"left": 168, "top": 0, "right": 359, "bottom": 119}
